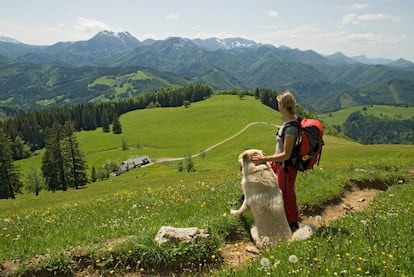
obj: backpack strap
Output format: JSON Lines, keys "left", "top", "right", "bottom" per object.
{"left": 281, "top": 117, "right": 301, "bottom": 143}
{"left": 279, "top": 117, "right": 301, "bottom": 168}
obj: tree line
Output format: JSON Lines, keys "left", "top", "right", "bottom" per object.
{"left": 0, "top": 83, "right": 213, "bottom": 199}
{"left": 339, "top": 111, "right": 414, "bottom": 144}
{"left": 1, "top": 83, "right": 213, "bottom": 159}
{"left": 0, "top": 120, "right": 88, "bottom": 199}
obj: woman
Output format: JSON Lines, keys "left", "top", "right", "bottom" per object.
{"left": 252, "top": 91, "right": 300, "bottom": 232}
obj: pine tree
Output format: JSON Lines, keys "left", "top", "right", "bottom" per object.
{"left": 61, "top": 121, "right": 88, "bottom": 189}
{"left": 112, "top": 114, "right": 122, "bottom": 134}
{"left": 91, "top": 166, "right": 97, "bottom": 182}
{"left": 0, "top": 127, "right": 22, "bottom": 199}
{"left": 42, "top": 122, "right": 67, "bottom": 192}
{"left": 101, "top": 108, "right": 110, "bottom": 132}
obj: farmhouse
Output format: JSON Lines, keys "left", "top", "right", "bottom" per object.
{"left": 118, "top": 156, "right": 151, "bottom": 175}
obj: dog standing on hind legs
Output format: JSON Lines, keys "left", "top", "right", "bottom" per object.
{"left": 230, "top": 149, "right": 316, "bottom": 248}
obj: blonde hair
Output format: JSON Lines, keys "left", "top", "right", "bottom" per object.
{"left": 276, "top": 91, "right": 296, "bottom": 114}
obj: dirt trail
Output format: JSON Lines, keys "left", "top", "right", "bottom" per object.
{"left": 155, "top": 121, "right": 279, "bottom": 163}
{"left": 221, "top": 185, "right": 381, "bottom": 266}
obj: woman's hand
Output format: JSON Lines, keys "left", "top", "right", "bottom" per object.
{"left": 252, "top": 153, "right": 266, "bottom": 164}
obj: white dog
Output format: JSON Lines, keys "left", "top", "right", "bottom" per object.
{"left": 230, "top": 149, "right": 316, "bottom": 248}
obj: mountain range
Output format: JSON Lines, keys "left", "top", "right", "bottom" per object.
{"left": 0, "top": 30, "right": 413, "bottom": 115}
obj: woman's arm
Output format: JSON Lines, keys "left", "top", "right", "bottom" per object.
{"left": 252, "top": 134, "right": 296, "bottom": 163}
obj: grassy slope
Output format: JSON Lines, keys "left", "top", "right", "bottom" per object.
{"left": 2, "top": 95, "right": 414, "bottom": 275}
{"left": 8, "top": 94, "right": 414, "bottom": 216}
{"left": 318, "top": 105, "right": 414, "bottom": 126}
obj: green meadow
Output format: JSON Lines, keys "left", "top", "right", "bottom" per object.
{"left": 1, "top": 95, "right": 413, "bottom": 276}
{"left": 319, "top": 105, "right": 414, "bottom": 126}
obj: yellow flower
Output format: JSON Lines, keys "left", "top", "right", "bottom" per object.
{"left": 388, "top": 254, "right": 393, "bottom": 259}
{"left": 313, "top": 257, "right": 320, "bottom": 262}
{"left": 211, "top": 254, "right": 216, "bottom": 260}
{"left": 357, "top": 267, "right": 362, "bottom": 272}
{"left": 109, "top": 270, "right": 115, "bottom": 274}
{"left": 222, "top": 212, "right": 227, "bottom": 217}
{"left": 107, "top": 247, "right": 113, "bottom": 252}
{"left": 96, "top": 259, "right": 100, "bottom": 264}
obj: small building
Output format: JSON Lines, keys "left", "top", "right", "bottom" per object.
{"left": 118, "top": 156, "right": 151, "bottom": 175}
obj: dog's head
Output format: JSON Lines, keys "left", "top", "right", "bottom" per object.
{"left": 238, "top": 149, "right": 264, "bottom": 164}
{"left": 239, "top": 149, "right": 267, "bottom": 174}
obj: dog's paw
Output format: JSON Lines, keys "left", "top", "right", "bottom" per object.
{"left": 230, "top": 209, "right": 240, "bottom": 216}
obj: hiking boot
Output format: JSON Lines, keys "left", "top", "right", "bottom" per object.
{"left": 289, "top": 222, "right": 299, "bottom": 232}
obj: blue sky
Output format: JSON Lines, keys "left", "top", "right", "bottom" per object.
{"left": 1, "top": 0, "right": 413, "bottom": 61}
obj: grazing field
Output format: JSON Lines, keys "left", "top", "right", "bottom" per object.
{"left": 318, "top": 105, "right": 414, "bottom": 126}
{"left": 1, "top": 95, "right": 413, "bottom": 276}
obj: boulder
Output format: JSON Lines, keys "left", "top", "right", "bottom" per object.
{"left": 154, "top": 226, "right": 210, "bottom": 245}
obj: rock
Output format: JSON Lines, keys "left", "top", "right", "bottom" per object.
{"left": 154, "top": 226, "right": 210, "bottom": 245}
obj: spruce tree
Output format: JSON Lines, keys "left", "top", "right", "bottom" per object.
{"left": 61, "top": 121, "right": 88, "bottom": 189}
{"left": 112, "top": 114, "right": 122, "bottom": 134}
{"left": 101, "top": 108, "right": 110, "bottom": 132}
{"left": 0, "top": 127, "right": 22, "bottom": 199}
{"left": 42, "top": 122, "right": 67, "bottom": 192}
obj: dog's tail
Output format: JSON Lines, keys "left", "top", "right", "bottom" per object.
{"left": 291, "top": 223, "right": 317, "bottom": 241}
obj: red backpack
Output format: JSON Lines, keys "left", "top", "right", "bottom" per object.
{"left": 283, "top": 118, "right": 324, "bottom": 171}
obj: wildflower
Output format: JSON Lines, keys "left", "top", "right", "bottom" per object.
{"left": 109, "top": 270, "right": 115, "bottom": 274}
{"left": 260, "top": 257, "right": 270, "bottom": 267}
{"left": 313, "top": 257, "right": 320, "bottom": 262}
{"left": 211, "top": 254, "right": 216, "bottom": 260}
{"left": 96, "top": 259, "right": 100, "bottom": 264}
{"left": 357, "top": 267, "right": 362, "bottom": 272}
{"left": 360, "top": 220, "right": 367, "bottom": 225}
{"left": 388, "top": 254, "right": 393, "bottom": 259}
{"left": 222, "top": 212, "right": 227, "bottom": 217}
{"left": 289, "top": 255, "right": 298, "bottom": 263}
{"left": 107, "top": 247, "right": 113, "bottom": 252}
{"left": 128, "top": 250, "right": 132, "bottom": 254}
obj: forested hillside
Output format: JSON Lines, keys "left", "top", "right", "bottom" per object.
{"left": 1, "top": 33, "right": 414, "bottom": 115}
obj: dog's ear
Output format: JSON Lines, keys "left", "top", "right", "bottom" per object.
{"left": 242, "top": 152, "right": 250, "bottom": 161}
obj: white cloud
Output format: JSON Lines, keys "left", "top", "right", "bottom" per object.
{"left": 73, "top": 16, "right": 110, "bottom": 33}
{"left": 342, "top": 13, "right": 401, "bottom": 25}
{"left": 341, "top": 13, "right": 358, "bottom": 24}
{"left": 350, "top": 3, "right": 368, "bottom": 11}
{"left": 166, "top": 13, "right": 179, "bottom": 20}
{"left": 346, "top": 33, "right": 383, "bottom": 42}
{"left": 358, "top": 13, "right": 401, "bottom": 23}
{"left": 266, "top": 10, "right": 279, "bottom": 18}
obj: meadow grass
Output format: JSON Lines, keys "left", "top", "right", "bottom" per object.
{"left": 319, "top": 105, "right": 414, "bottom": 126}
{"left": 1, "top": 95, "right": 414, "bottom": 275}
